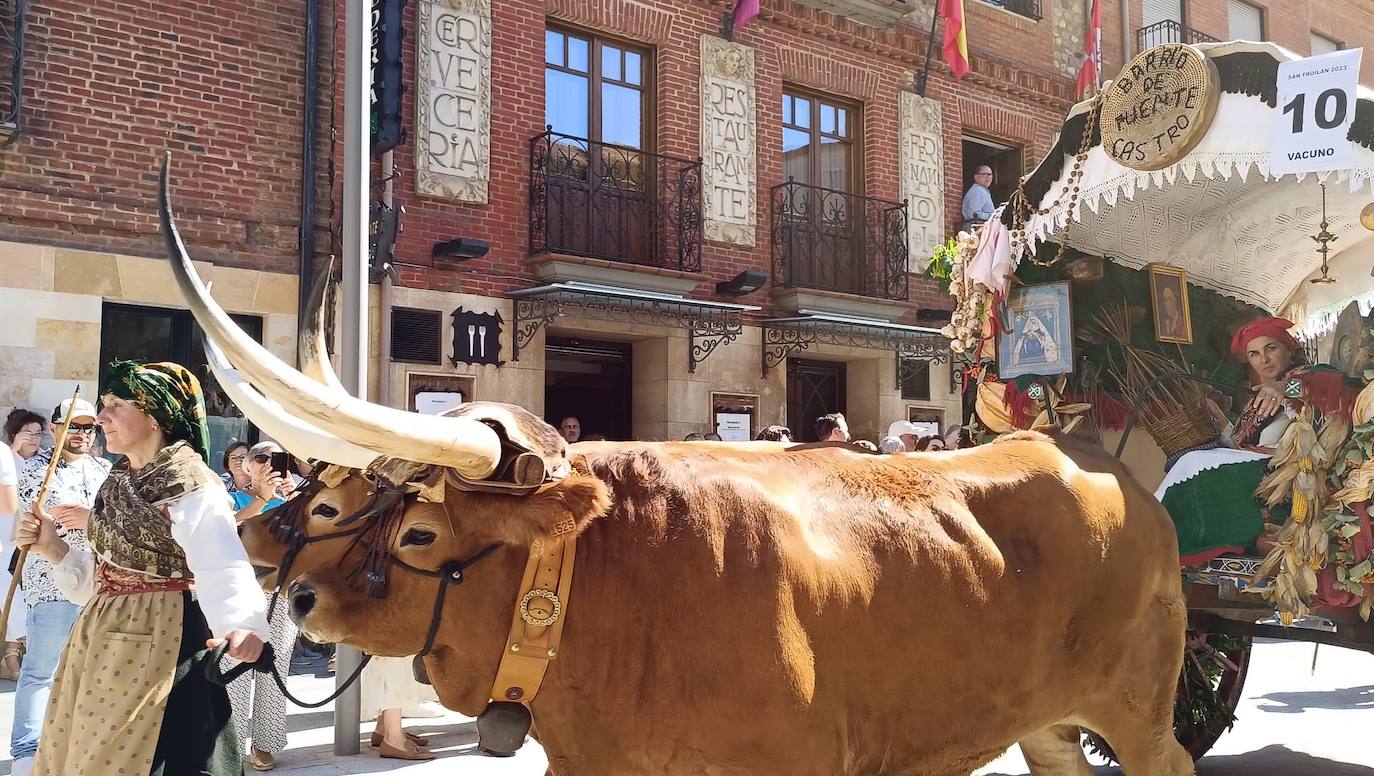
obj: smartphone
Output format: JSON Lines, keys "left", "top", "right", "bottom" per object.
{"left": 270, "top": 451, "right": 294, "bottom": 478}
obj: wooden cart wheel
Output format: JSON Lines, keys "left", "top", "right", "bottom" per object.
{"left": 1083, "top": 631, "right": 1252, "bottom": 763}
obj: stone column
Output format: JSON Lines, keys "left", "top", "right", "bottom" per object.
{"left": 700, "top": 35, "right": 757, "bottom": 247}
{"left": 415, "top": 0, "right": 492, "bottom": 203}
{"left": 899, "top": 88, "right": 945, "bottom": 272}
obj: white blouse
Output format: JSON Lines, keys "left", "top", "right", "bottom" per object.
{"left": 52, "top": 487, "right": 271, "bottom": 641}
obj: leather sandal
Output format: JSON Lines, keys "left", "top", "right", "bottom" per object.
{"left": 370, "top": 730, "right": 428, "bottom": 748}
{"left": 379, "top": 740, "right": 435, "bottom": 761}
{"left": 249, "top": 747, "right": 276, "bottom": 771}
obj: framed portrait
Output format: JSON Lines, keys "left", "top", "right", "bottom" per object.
{"left": 1148, "top": 264, "right": 1193, "bottom": 344}
{"left": 996, "top": 281, "right": 1075, "bottom": 379}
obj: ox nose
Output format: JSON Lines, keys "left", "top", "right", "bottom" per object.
{"left": 289, "top": 580, "right": 317, "bottom": 622}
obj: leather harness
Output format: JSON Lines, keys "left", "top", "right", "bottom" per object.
{"left": 211, "top": 463, "right": 579, "bottom": 719}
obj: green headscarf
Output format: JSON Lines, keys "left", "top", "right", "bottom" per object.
{"left": 101, "top": 360, "right": 212, "bottom": 463}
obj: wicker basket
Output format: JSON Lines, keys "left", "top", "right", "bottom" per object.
{"left": 1139, "top": 402, "right": 1221, "bottom": 459}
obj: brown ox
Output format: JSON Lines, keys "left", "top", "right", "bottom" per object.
{"left": 239, "top": 412, "right": 1192, "bottom": 776}
{"left": 155, "top": 161, "right": 1190, "bottom": 775}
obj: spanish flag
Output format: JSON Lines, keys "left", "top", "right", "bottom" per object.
{"left": 940, "top": 0, "right": 970, "bottom": 79}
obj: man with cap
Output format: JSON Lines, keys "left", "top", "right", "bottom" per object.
{"left": 10, "top": 398, "right": 111, "bottom": 776}
{"left": 886, "top": 420, "right": 921, "bottom": 452}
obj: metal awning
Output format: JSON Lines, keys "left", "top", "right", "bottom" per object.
{"left": 760, "top": 311, "right": 950, "bottom": 386}
{"left": 508, "top": 282, "right": 760, "bottom": 372}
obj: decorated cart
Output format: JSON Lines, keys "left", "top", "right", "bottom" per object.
{"left": 937, "top": 39, "right": 1374, "bottom": 760}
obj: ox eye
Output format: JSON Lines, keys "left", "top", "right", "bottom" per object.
{"left": 401, "top": 528, "right": 436, "bottom": 547}
{"left": 312, "top": 504, "right": 339, "bottom": 519}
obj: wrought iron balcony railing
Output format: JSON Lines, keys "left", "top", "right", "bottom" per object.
{"left": 770, "top": 180, "right": 909, "bottom": 302}
{"left": 981, "top": 0, "right": 1043, "bottom": 22}
{"left": 1136, "top": 19, "right": 1218, "bottom": 50}
{"left": 1, "top": 0, "right": 27, "bottom": 144}
{"left": 529, "top": 129, "right": 703, "bottom": 272}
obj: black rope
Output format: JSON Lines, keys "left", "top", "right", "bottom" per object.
{"left": 206, "top": 542, "right": 502, "bottom": 706}
{"left": 204, "top": 641, "right": 374, "bottom": 709}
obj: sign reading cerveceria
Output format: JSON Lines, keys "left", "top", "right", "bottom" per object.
{"left": 1101, "top": 44, "right": 1219, "bottom": 171}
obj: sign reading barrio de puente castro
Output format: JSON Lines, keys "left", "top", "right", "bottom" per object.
{"left": 1101, "top": 43, "right": 1220, "bottom": 171}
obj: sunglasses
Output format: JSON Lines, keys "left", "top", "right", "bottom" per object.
{"left": 252, "top": 454, "right": 272, "bottom": 464}
{"left": 68, "top": 423, "right": 98, "bottom": 433}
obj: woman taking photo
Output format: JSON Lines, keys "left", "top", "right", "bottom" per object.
{"left": 15, "top": 361, "right": 269, "bottom": 776}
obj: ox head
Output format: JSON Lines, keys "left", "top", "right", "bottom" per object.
{"left": 159, "top": 157, "right": 611, "bottom": 713}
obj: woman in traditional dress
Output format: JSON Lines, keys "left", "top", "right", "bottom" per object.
{"left": 15, "top": 361, "right": 269, "bottom": 776}
{"left": 1157, "top": 317, "right": 1348, "bottom": 565}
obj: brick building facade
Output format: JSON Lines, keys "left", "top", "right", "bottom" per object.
{"left": 2, "top": 0, "right": 1371, "bottom": 455}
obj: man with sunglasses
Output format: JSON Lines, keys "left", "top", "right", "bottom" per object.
{"left": 10, "top": 399, "right": 111, "bottom": 776}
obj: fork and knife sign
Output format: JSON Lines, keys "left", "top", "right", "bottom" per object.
{"left": 467, "top": 324, "right": 488, "bottom": 358}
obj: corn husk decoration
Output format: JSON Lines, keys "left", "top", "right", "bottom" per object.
{"left": 1253, "top": 408, "right": 1337, "bottom": 624}
{"left": 1323, "top": 419, "right": 1374, "bottom": 621}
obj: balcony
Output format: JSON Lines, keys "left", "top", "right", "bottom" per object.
{"left": 980, "top": 0, "right": 1043, "bottom": 22}
{"left": 0, "top": 0, "right": 26, "bottom": 144}
{"left": 770, "top": 180, "right": 909, "bottom": 305}
{"left": 529, "top": 129, "right": 703, "bottom": 274}
{"left": 1136, "top": 20, "right": 1219, "bottom": 50}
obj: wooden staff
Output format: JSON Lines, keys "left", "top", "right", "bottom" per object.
{"left": 0, "top": 386, "right": 83, "bottom": 645}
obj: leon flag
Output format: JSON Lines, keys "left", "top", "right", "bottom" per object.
{"left": 1075, "top": 0, "right": 1103, "bottom": 97}
{"left": 939, "top": 0, "right": 970, "bottom": 79}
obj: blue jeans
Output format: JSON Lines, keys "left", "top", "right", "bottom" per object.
{"left": 10, "top": 600, "right": 81, "bottom": 760}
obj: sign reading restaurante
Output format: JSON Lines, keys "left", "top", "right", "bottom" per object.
{"left": 701, "top": 34, "right": 758, "bottom": 247}
{"left": 1101, "top": 43, "right": 1219, "bottom": 171}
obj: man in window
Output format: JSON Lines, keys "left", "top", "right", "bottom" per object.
{"left": 962, "top": 165, "right": 996, "bottom": 230}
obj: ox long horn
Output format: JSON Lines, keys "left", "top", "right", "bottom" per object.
{"left": 298, "top": 257, "right": 346, "bottom": 392}
{"left": 158, "top": 154, "right": 501, "bottom": 480}
{"left": 204, "top": 338, "right": 379, "bottom": 470}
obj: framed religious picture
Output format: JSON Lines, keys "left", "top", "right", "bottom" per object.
{"left": 997, "top": 281, "right": 1075, "bottom": 379}
{"left": 1148, "top": 264, "right": 1193, "bottom": 344}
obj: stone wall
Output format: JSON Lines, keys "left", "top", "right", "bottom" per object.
{"left": 0, "top": 241, "right": 298, "bottom": 415}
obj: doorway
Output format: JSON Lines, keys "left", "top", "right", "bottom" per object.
{"left": 787, "top": 358, "right": 846, "bottom": 442}
{"left": 99, "top": 303, "right": 264, "bottom": 473}
{"left": 960, "top": 135, "right": 1023, "bottom": 227}
{"left": 545, "top": 336, "right": 633, "bottom": 441}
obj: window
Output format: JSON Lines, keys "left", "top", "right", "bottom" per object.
{"left": 1227, "top": 0, "right": 1264, "bottom": 42}
{"left": 1142, "top": 0, "right": 1183, "bottom": 27}
{"left": 1311, "top": 33, "right": 1341, "bottom": 56}
{"left": 960, "top": 135, "right": 1023, "bottom": 225}
{"left": 899, "top": 359, "right": 931, "bottom": 401}
{"left": 99, "top": 303, "right": 264, "bottom": 473}
{"left": 782, "top": 89, "right": 860, "bottom": 193}
{"left": 544, "top": 27, "right": 649, "bottom": 148}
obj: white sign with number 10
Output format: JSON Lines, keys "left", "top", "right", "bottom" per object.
{"left": 1271, "top": 48, "right": 1362, "bottom": 175}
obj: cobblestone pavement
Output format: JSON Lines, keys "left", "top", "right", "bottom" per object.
{"left": 0, "top": 640, "right": 1367, "bottom": 774}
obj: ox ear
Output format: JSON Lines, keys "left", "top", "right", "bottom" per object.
{"left": 492, "top": 471, "right": 612, "bottom": 546}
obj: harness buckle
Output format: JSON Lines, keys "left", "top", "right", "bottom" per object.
{"left": 518, "top": 589, "right": 561, "bottom": 627}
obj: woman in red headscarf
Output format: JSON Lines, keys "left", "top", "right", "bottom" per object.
{"left": 1158, "top": 317, "right": 1350, "bottom": 566}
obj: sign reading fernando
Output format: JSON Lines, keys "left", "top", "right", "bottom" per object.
{"left": 1271, "top": 48, "right": 1363, "bottom": 175}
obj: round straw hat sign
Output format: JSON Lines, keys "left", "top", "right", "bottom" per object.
{"left": 1102, "top": 44, "right": 1219, "bottom": 171}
